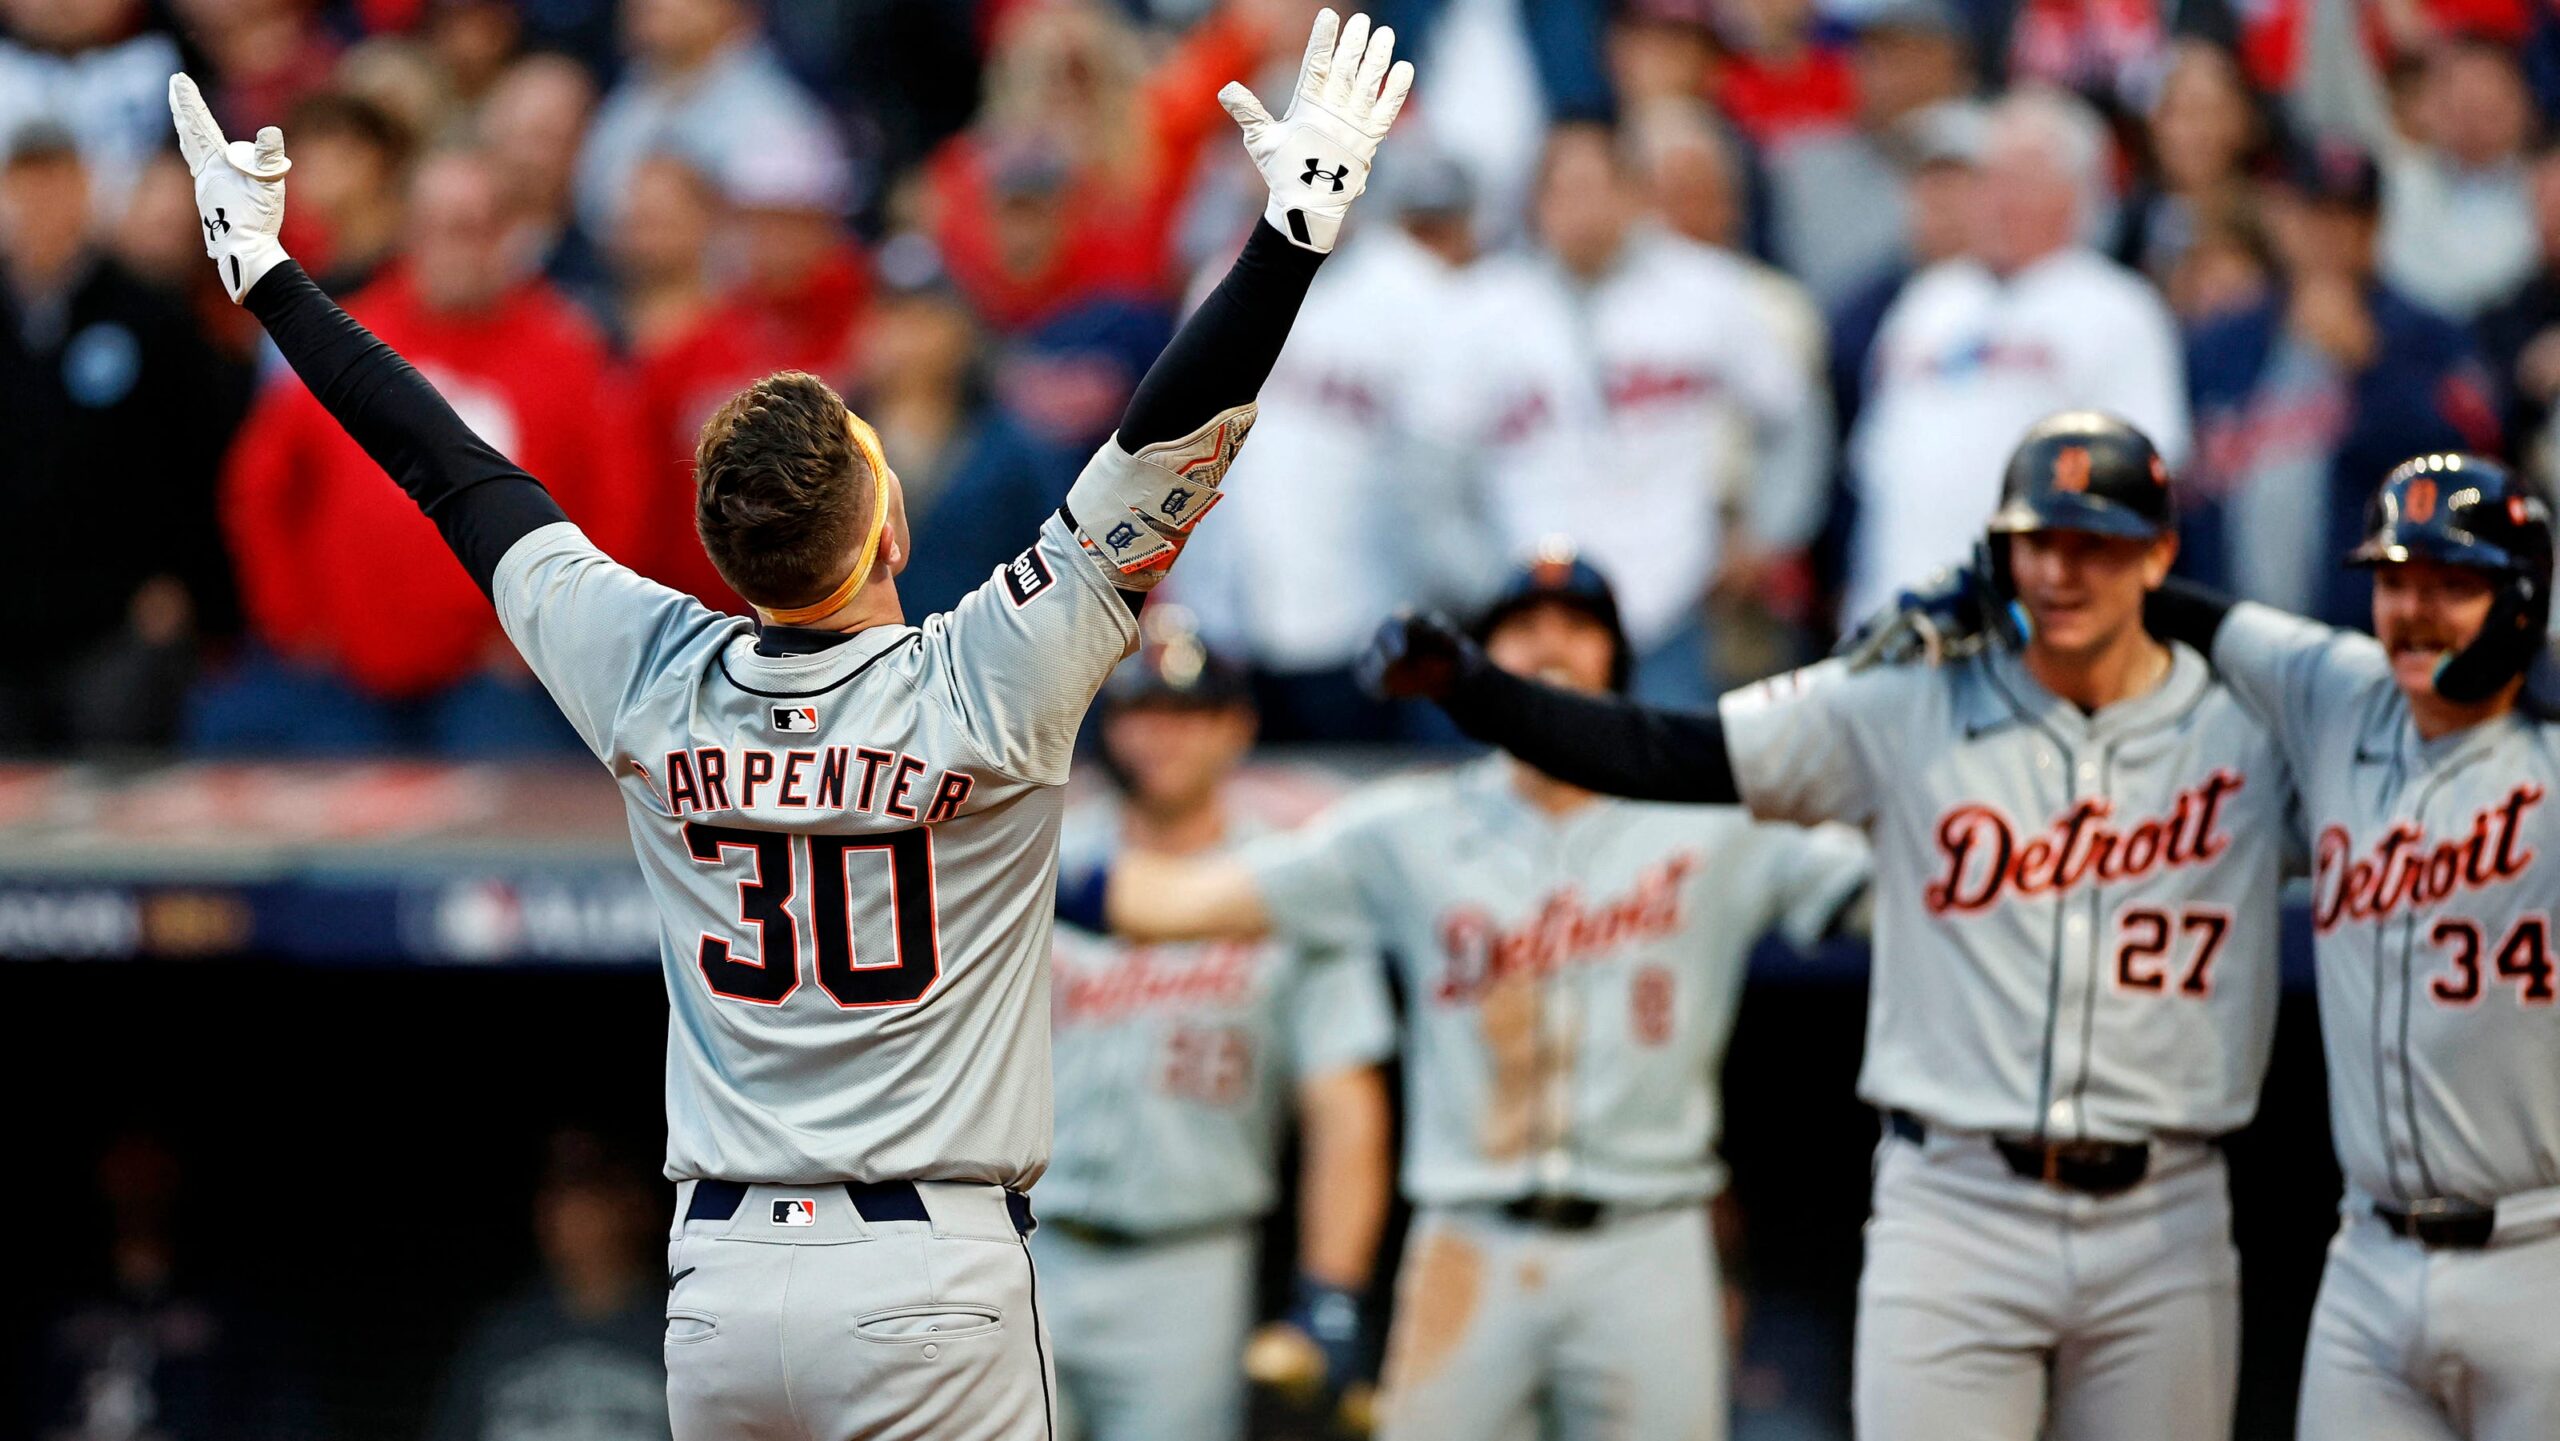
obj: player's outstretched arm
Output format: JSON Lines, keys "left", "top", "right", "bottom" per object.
{"left": 1061, "top": 9, "right": 1411, "bottom": 592}
{"left": 1056, "top": 849, "right": 1275, "bottom": 941}
{"left": 1360, "top": 612, "right": 1743, "bottom": 804}
{"left": 170, "top": 73, "right": 566, "bottom": 596}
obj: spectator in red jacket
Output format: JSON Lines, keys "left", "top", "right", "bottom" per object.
{"left": 193, "top": 148, "right": 642, "bottom": 755}
{"left": 614, "top": 134, "right": 870, "bottom": 611}
{"left": 923, "top": 0, "right": 1271, "bottom": 329}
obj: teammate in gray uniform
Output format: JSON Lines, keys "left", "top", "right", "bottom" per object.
{"left": 167, "top": 27, "right": 1414, "bottom": 1439}
{"left": 2141, "top": 454, "right": 2560, "bottom": 1441}
{"left": 1064, "top": 547, "right": 1872, "bottom": 1441}
{"left": 1041, "top": 612, "right": 1395, "bottom": 1441}
{"left": 1366, "top": 415, "right": 2300, "bottom": 1441}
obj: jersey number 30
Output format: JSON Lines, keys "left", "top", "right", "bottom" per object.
{"left": 684, "top": 822, "right": 941, "bottom": 1008}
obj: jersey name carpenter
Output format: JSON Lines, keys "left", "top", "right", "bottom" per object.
{"left": 660, "top": 744, "right": 977, "bottom": 823}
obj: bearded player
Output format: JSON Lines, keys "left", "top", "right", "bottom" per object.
{"left": 166, "top": 16, "right": 1411, "bottom": 1438}
{"left": 2141, "top": 454, "right": 2560, "bottom": 1441}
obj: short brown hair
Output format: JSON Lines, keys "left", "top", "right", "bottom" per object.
{"left": 694, "top": 371, "right": 877, "bottom": 608}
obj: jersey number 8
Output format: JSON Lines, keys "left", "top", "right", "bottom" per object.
{"left": 684, "top": 822, "right": 942, "bottom": 1009}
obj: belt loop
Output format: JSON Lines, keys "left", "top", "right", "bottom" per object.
{"left": 1008, "top": 1190, "right": 1037, "bottom": 1237}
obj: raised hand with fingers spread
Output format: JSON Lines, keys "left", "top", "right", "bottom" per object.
{"left": 169, "top": 72, "right": 293, "bottom": 303}
{"left": 1221, "top": 8, "right": 1415, "bottom": 253}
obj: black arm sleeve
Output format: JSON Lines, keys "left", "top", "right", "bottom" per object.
{"left": 1114, "top": 219, "right": 1324, "bottom": 451}
{"left": 243, "top": 262, "right": 569, "bottom": 596}
{"left": 2145, "top": 576, "right": 2235, "bottom": 655}
{"left": 1441, "top": 664, "right": 1742, "bottom": 804}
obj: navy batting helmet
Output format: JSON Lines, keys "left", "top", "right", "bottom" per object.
{"left": 1473, "top": 539, "right": 1633, "bottom": 691}
{"left": 2348, "top": 453, "right": 2555, "bottom": 704}
{"left": 1982, "top": 412, "right": 2175, "bottom": 626}
{"left": 1100, "top": 605, "right": 1250, "bottom": 713}
{"left": 1986, "top": 411, "right": 2175, "bottom": 542}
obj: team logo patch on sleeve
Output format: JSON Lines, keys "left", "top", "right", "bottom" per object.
{"left": 1003, "top": 545, "right": 1056, "bottom": 608}
{"left": 771, "top": 705, "right": 819, "bottom": 732}
{"left": 772, "top": 1198, "right": 817, "bottom": 1226}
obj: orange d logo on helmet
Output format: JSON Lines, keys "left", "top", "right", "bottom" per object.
{"left": 2407, "top": 478, "right": 2438, "bottom": 523}
{"left": 2052, "top": 445, "right": 2092, "bottom": 493}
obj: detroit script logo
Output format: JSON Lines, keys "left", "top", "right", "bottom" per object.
{"left": 1924, "top": 772, "right": 2246, "bottom": 914}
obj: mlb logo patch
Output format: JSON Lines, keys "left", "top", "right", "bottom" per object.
{"left": 771, "top": 1198, "right": 817, "bottom": 1226}
{"left": 1003, "top": 545, "right": 1056, "bottom": 608}
{"left": 771, "top": 705, "right": 819, "bottom": 732}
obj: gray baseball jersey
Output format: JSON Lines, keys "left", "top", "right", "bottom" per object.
{"left": 1719, "top": 644, "right": 2295, "bottom": 1139}
{"left": 2214, "top": 604, "right": 2560, "bottom": 1205}
{"left": 492, "top": 515, "right": 1138, "bottom": 1185}
{"left": 1242, "top": 755, "right": 1869, "bottom": 1208}
{"left": 1044, "top": 802, "right": 1396, "bottom": 1233}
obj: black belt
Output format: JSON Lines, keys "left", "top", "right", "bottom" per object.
{"left": 2374, "top": 1198, "right": 2495, "bottom": 1250}
{"left": 1500, "top": 1194, "right": 1614, "bottom": 1230}
{"left": 686, "top": 1178, "right": 1035, "bottom": 1235}
{"left": 1040, "top": 1215, "right": 1244, "bottom": 1250}
{"left": 1887, "top": 1110, "right": 2154, "bottom": 1197}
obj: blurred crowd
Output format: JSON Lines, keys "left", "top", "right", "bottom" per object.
{"left": 7, "top": 0, "right": 2560, "bottom": 755}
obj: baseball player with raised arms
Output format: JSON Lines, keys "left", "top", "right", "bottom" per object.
{"left": 165, "top": 19, "right": 1412, "bottom": 1438}
{"left": 1364, "top": 414, "right": 2299, "bottom": 1441}
{"left": 1062, "top": 546, "right": 1873, "bottom": 1441}
{"left": 1040, "top": 611, "right": 1396, "bottom": 1441}
{"left": 2138, "top": 454, "right": 2560, "bottom": 1440}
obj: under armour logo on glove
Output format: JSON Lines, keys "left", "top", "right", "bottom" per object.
{"left": 1221, "top": 9, "right": 1414, "bottom": 252}
{"left": 170, "top": 74, "right": 293, "bottom": 303}
{"left": 1301, "top": 159, "right": 1350, "bottom": 192}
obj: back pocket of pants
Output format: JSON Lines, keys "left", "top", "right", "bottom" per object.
{"left": 854, "top": 1303, "right": 1002, "bottom": 1343}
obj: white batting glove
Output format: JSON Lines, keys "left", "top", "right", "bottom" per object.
{"left": 1221, "top": 9, "right": 1414, "bottom": 254}
{"left": 169, "top": 72, "right": 293, "bottom": 303}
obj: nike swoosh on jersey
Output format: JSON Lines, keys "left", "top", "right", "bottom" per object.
{"left": 667, "top": 1266, "right": 697, "bottom": 1292}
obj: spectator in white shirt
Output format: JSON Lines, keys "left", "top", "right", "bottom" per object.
{"left": 2377, "top": 36, "right": 2538, "bottom": 321}
{"left": 1170, "top": 154, "right": 1485, "bottom": 743}
{"left": 1842, "top": 87, "right": 2188, "bottom": 624}
{"left": 1415, "top": 120, "right": 1826, "bottom": 705}
{"left": 1626, "top": 96, "right": 1836, "bottom": 674}
{"left": 0, "top": 0, "right": 183, "bottom": 222}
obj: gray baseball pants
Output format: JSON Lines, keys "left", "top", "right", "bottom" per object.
{"left": 662, "top": 1179, "right": 1056, "bottom": 1441}
{"left": 1029, "top": 1220, "right": 1258, "bottom": 1441}
{"left": 1378, "top": 1200, "right": 1728, "bottom": 1441}
{"left": 2296, "top": 1198, "right": 2560, "bottom": 1441}
{"left": 1853, "top": 1128, "right": 2239, "bottom": 1441}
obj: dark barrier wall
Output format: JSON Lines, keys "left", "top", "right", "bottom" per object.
{"left": 7, "top": 962, "right": 2342, "bottom": 1440}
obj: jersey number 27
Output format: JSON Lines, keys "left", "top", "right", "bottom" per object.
{"left": 685, "top": 822, "right": 941, "bottom": 1008}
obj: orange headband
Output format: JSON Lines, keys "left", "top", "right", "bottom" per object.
{"left": 757, "top": 411, "right": 893, "bottom": 627}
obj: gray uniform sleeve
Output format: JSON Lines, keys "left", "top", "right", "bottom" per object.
{"left": 1284, "top": 947, "right": 1399, "bottom": 1079}
{"left": 1763, "top": 821, "right": 1875, "bottom": 951}
{"left": 493, "top": 523, "right": 735, "bottom": 763}
{"left": 922, "top": 510, "right": 1143, "bottom": 787}
{"left": 1715, "top": 659, "right": 1917, "bottom": 827}
{"left": 1239, "top": 784, "right": 1410, "bottom": 955}
{"left": 2210, "top": 602, "right": 2385, "bottom": 763}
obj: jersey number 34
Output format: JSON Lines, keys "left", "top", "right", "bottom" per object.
{"left": 684, "top": 822, "right": 941, "bottom": 1008}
